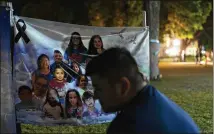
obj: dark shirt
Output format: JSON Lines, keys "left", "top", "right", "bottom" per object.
{"left": 64, "top": 47, "right": 87, "bottom": 64}
{"left": 107, "top": 85, "right": 200, "bottom": 134}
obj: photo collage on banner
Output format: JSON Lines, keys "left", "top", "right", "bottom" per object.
{"left": 13, "top": 16, "right": 149, "bottom": 126}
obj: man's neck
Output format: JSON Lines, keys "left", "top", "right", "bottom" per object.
{"left": 120, "top": 76, "right": 147, "bottom": 110}
{"left": 135, "top": 75, "right": 148, "bottom": 93}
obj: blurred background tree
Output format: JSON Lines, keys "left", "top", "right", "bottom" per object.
{"left": 12, "top": 0, "right": 212, "bottom": 49}
{"left": 159, "top": 0, "right": 212, "bottom": 52}
{"left": 87, "top": 0, "right": 143, "bottom": 27}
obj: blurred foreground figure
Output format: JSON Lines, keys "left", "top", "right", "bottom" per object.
{"left": 86, "top": 47, "right": 200, "bottom": 134}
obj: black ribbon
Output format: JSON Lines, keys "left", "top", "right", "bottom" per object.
{"left": 14, "top": 19, "right": 30, "bottom": 44}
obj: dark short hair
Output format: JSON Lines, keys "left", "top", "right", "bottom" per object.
{"left": 54, "top": 50, "right": 62, "bottom": 55}
{"left": 86, "top": 47, "right": 139, "bottom": 84}
{"left": 18, "top": 85, "right": 32, "bottom": 94}
{"left": 82, "top": 90, "right": 94, "bottom": 103}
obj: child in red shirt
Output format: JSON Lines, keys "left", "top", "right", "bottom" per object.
{"left": 49, "top": 66, "right": 68, "bottom": 105}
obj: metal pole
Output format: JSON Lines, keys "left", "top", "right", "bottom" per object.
{"left": 0, "top": 1, "right": 19, "bottom": 134}
{"left": 142, "top": 11, "right": 147, "bottom": 27}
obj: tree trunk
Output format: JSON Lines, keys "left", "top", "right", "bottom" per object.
{"left": 180, "top": 38, "right": 191, "bottom": 62}
{"left": 148, "top": 1, "right": 161, "bottom": 80}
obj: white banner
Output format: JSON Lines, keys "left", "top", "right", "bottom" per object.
{"left": 13, "top": 16, "right": 149, "bottom": 126}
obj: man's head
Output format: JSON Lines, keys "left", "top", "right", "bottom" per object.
{"left": 86, "top": 47, "right": 143, "bottom": 113}
{"left": 33, "top": 76, "right": 49, "bottom": 97}
{"left": 53, "top": 50, "right": 63, "bottom": 63}
{"left": 18, "top": 85, "right": 32, "bottom": 102}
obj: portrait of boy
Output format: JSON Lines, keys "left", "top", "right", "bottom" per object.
{"left": 16, "top": 85, "right": 40, "bottom": 111}
{"left": 82, "top": 90, "right": 100, "bottom": 117}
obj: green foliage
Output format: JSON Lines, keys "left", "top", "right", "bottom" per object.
{"left": 19, "top": 0, "right": 143, "bottom": 27}
{"left": 111, "top": 1, "right": 126, "bottom": 27}
{"left": 126, "top": 1, "right": 143, "bottom": 27}
{"left": 88, "top": 0, "right": 143, "bottom": 27}
{"left": 198, "top": 9, "right": 213, "bottom": 51}
{"left": 88, "top": 1, "right": 111, "bottom": 26}
{"left": 160, "top": 1, "right": 212, "bottom": 42}
{"left": 199, "top": 31, "right": 213, "bottom": 51}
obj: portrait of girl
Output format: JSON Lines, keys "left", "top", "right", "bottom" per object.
{"left": 76, "top": 75, "right": 88, "bottom": 91}
{"left": 88, "top": 35, "right": 105, "bottom": 55}
{"left": 64, "top": 32, "right": 87, "bottom": 64}
{"left": 42, "top": 88, "right": 64, "bottom": 120}
{"left": 86, "top": 35, "right": 105, "bottom": 64}
{"left": 70, "top": 62, "right": 82, "bottom": 80}
{"left": 49, "top": 66, "right": 68, "bottom": 105}
{"left": 65, "top": 89, "right": 83, "bottom": 119}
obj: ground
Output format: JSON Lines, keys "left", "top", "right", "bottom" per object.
{"left": 21, "top": 63, "right": 213, "bottom": 133}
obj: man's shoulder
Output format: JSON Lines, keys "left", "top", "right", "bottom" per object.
{"left": 107, "top": 85, "right": 200, "bottom": 134}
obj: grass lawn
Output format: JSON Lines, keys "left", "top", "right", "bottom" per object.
{"left": 21, "top": 63, "right": 213, "bottom": 133}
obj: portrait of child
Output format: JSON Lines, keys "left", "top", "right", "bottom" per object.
{"left": 66, "top": 62, "right": 83, "bottom": 82}
{"left": 16, "top": 85, "right": 40, "bottom": 111}
{"left": 42, "top": 88, "right": 64, "bottom": 120}
{"left": 76, "top": 75, "right": 88, "bottom": 91}
{"left": 32, "top": 75, "right": 49, "bottom": 102}
{"left": 49, "top": 66, "right": 68, "bottom": 105}
{"left": 65, "top": 89, "right": 83, "bottom": 119}
{"left": 82, "top": 90, "right": 100, "bottom": 117}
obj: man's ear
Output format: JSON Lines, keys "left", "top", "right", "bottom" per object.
{"left": 116, "top": 77, "right": 130, "bottom": 97}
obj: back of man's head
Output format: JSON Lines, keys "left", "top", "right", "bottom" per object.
{"left": 86, "top": 47, "right": 139, "bottom": 84}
